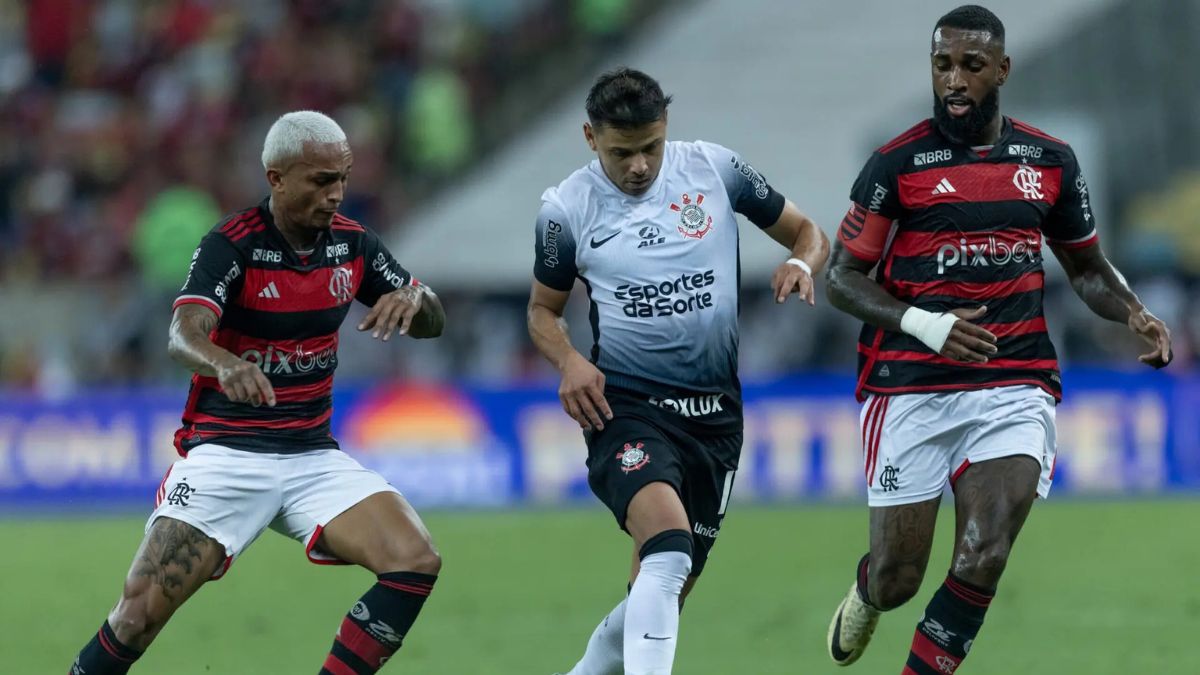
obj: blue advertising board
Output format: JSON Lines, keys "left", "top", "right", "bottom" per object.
{"left": 1, "top": 370, "right": 1197, "bottom": 511}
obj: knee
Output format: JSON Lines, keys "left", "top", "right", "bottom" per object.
{"left": 869, "top": 559, "right": 925, "bottom": 610}
{"left": 952, "top": 538, "right": 1011, "bottom": 587}
{"left": 409, "top": 547, "right": 442, "bottom": 576}
{"left": 377, "top": 540, "right": 442, "bottom": 576}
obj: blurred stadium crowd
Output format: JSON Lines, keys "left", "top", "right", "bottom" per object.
{"left": 0, "top": 0, "right": 1197, "bottom": 393}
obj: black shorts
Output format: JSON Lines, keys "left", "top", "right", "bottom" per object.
{"left": 584, "top": 389, "right": 742, "bottom": 577}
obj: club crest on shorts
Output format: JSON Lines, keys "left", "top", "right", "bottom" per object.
{"left": 617, "top": 441, "right": 649, "bottom": 473}
{"left": 670, "top": 192, "right": 713, "bottom": 240}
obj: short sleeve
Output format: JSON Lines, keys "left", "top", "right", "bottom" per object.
{"left": 839, "top": 152, "right": 900, "bottom": 263}
{"left": 174, "top": 233, "right": 244, "bottom": 320}
{"left": 849, "top": 151, "right": 901, "bottom": 220}
{"left": 702, "top": 141, "right": 786, "bottom": 228}
{"left": 532, "top": 198, "right": 578, "bottom": 291}
{"left": 357, "top": 229, "right": 417, "bottom": 307}
{"left": 1042, "top": 149, "right": 1099, "bottom": 248}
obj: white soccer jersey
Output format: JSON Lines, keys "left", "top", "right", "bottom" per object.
{"left": 533, "top": 140, "right": 785, "bottom": 405}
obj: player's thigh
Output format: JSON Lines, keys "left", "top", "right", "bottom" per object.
{"left": 862, "top": 393, "right": 960, "bottom": 508}
{"left": 316, "top": 491, "right": 438, "bottom": 574}
{"left": 146, "top": 444, "right": 282, "bottom": 580}
{"left": 585, "top": 412, "right": 687, "bottom": 545}
{"left": 952, "top": 455, "right": 1041, "bottom": 553}
{"left": 676, "top": 431, "right": 740, "bottom": 579}
{"left": 951, "top": 385, "right": 1057, "bottom": 501}
{"left": 115, "top": 517, "right": 226, "bottom": 625}
{"left": 273, "top": 449, "right": 435, "bottom": 574}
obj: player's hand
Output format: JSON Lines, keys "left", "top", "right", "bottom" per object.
{"left": 940, "top": 306, "right": 999, "bottom": 364}
{"left": 771, "top": 260, "right": 815, "bottom": 305}
{"left": 1128, "top": 307, "right": 1172, "bottom": 369}
{"left": 559, "top": 352, "right": 613, "bottom": 431}
{"left": 359, "top": 286, "right": 424, "bottom": 341}
{"left": 217, "top": 358, "right": 276, "bottom": 407}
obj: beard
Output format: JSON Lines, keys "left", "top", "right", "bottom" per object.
{"left": 933, "top": 88, "right": 1000, "bottom": 145}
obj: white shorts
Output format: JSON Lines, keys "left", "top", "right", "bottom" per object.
{"left": 861, "top": 385, "right": 1057, "bottom": 507}
{"left": 148, "top": 444, "right": 399, "bottom": 579}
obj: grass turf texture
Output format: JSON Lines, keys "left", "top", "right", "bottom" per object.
{"left": 4, "top": 500, "right": 1198, "bottom": 673}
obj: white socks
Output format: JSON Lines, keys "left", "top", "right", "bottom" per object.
{"left": 566, "top": 598, "right": 627, "bottom": 675}
{"left": 622, "top": 551, "right": 692, "bottom": 675}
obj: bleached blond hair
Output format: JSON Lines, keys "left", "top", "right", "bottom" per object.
{"left": 261, "top": 110, "right": 347, "bottom": 169}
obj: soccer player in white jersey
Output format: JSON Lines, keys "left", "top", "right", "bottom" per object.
{"left": 528, "top": 68, "right": 830, "bottom": 675}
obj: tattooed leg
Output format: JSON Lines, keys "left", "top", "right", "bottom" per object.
{"left": 107, "top": 517, "right": 226, "bottom": 650}
{"left": 951, "top": 456, "right": 1041, "bottom": 588}
{"left": 867, "top": 496, "right": 941, "bottom": 610}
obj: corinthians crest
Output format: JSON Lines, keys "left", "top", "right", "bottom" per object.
{"left": 670, "top": 192, "right": 713, "bottom": 240}
{"left": 617, "top": 441, "right": 650, "bottom": 473}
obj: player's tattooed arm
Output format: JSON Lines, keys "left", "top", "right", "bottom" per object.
{"left": 763, "top": 200, "right": 830, "bottom": 305}
{"left": 824, "top": 242, "right": 910, "bottom": 331}
{"left": 168, "top": 304, "right": 276, "bottom": 406}
{"left": 527, "top": 280, "right": 612, "bottom": 431}
{"left": 358, "top": 285, "right": 445, "bottom": 340}
{"left": 1051, "top": 242, "right": 1171, "bottom": 368}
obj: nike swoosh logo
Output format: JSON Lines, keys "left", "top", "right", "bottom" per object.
{"left": 590, "top": 232, "right": 620, "bottom": 248}
{"left": 643, "top": 633, "right": 671, "bottom": 641}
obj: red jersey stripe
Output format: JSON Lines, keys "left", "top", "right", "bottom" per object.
{"left": 271, "top": 376, "right": 334, "bottom": 403}
{"left": 879, "top": 120, "right": 934, "bottom": 154}
{"left": 886, "top": 269, "right": 1044, "bottom": 300}
{"left": 978, "top": 317, "right": 1048, "bottom": 338}
{"left": 190, "top": 408, "right": 333, "bottom": 430}
{"left": 863, "top": 347, "right": 1058, "bottom": 371}
{"left": 173, "top": 295, "right": 223, "bottom": 318}
{"left": 898, "top": 164, "right": 1063, "bottom": 210}
{"left": 1012, "top": 119, "right": 1066, "bottom": 145}
{"left": 1047, "top": 230, "right": 1099, "bottom": 250}
{"left": 863, "top": 378, "right": 1058, "bottom": 399}
{"left": 210, "top": 330, "right": 339, "bottom": 359}
{"left": 238, "top": 257, "right": 365, "bottom": 313}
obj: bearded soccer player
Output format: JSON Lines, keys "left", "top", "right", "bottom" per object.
{"left": 69, "top": 111, "right": 446, "bottom": 674}
{"left": 529, "top": 68, "right": 829, "bottom": 675}
{"left": 823, "top": 6, "right": 1172, "bottom": 674}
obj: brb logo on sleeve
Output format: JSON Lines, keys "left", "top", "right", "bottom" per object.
{"left": 615, "top": 270, "right": 716, "bottom": 317}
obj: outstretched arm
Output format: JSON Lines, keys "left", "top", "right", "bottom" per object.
{"left": 168, "top": 304, "right": 276, "bottom": 406}
{"left": 358, "top": 285, "right": 445, "bottom": 340}
{"left": 762, "top": 200, "right": 830, "bottom": 305}
{"left": 1050, "top": 242, "right": 1171, "bottom": 368}
{"left": 527, "top": 280, "right": 611, "bottom": 431}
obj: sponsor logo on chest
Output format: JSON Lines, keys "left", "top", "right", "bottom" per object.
{"left": 913, "top": 149, "right": 953, "bottom": 166}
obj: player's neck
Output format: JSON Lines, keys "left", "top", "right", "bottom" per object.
{"left": 268, "top": 197, "right": 321, "bottom": 251}
{"left": 972, "top": 113, "right": 1004, "bottom": 146}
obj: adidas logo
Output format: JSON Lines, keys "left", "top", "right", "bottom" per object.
{"left": 931, "top": 178, "right": 957, "bottom": 195}
{"left": 257, "top": 282, "right": 280, "bottom": 299}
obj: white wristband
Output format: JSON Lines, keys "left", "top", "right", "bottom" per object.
{"left": 900, "top": 307, "right": 959, "bottom": 354}
{"left": 785, "top": 257, "right": 812, "bottom": 275}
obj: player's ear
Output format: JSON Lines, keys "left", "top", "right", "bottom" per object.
{"left": 265, "top": 167, "right": 284, "bottom": 190}
{"left": 583, "top": 122, "right": 598, "bottom": 152}
{"left": 998, "top": 55, "right": 1011, "bottom": 86}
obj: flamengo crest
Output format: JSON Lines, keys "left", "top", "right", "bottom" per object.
{"left": 1012, "top": 164, "right": 1044, "bottom": 200}
{"left": 670, "top": 193, "right": 713, "bottom": 239}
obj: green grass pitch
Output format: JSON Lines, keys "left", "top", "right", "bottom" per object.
{"left": 4, "top": 500, "right": 1198, "bottom": 673}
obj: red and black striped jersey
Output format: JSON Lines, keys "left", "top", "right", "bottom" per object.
{"left": 171, "top": 198, "right": 418, "bottom": 454}
{"left": 838, "top": 117, "right": 1098, "bottom": 402}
